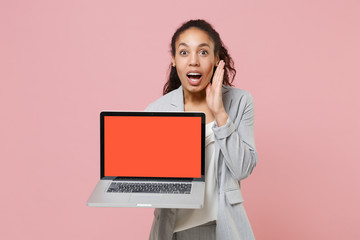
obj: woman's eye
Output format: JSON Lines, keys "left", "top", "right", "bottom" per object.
{"left": 199, "top": 50, "right": 208, "bottom": 55}
{"left": 180, "top": 50, "right": 188, "bottom": 56}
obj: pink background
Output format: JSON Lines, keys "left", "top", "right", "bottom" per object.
{"left": 1, "top": 0, "right": 359, "bottom": 239}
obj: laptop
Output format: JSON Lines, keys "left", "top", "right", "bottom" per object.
{"left": 87, "top": 111, "right": 206, "bottom": 208}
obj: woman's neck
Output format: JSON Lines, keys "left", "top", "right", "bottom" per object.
{"left": 183, "top": 89, "right": 206, "bottom": 105}
{"left": 183, "top": 89, "right": 215, "bottom": 123}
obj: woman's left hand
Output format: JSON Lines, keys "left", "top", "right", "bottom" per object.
{"left": 206, "top": 60, "right": 228, "bottom": 126}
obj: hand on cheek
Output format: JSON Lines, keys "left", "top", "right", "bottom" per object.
{"left": 206, "top": 60, "right": 228, "bottom": 126}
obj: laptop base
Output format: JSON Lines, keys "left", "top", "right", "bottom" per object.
{"left": 87, "top": 180, "right": 205, "bottom": 208}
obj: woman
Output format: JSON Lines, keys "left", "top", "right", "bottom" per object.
{"left": 146, "top": 19, "right": 257, "bottom": 240}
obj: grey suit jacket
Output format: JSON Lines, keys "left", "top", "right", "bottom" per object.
{"left": 146, "top": 85, "right": 257, "bottom": 240}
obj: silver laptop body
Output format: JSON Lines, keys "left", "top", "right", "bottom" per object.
{"left": 87, "top": 111, "right": 205, "bottom": 208}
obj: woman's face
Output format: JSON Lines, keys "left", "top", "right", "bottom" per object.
{"left": 172, "top": 27, "right": 219, "bottom": 95}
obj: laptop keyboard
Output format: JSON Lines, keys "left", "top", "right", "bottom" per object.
{"left": 107, "top": 182, "right": 192, "bottom": 194}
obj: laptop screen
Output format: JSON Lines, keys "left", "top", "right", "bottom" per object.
{"left": 101, "top": 113, "right": 204, "bottom": 179}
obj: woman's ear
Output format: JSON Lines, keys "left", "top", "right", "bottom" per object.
{"left": 215, "top": 55, "right": 220, "bottom": 66}
{"left": 171, "top": 57, "right": 175, "bottom": 67}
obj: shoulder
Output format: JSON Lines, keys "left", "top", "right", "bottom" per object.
{"left": 145, "top": 86, "right": 183, "bottom": 112}
{"left": 221, "top": 85, "right": 255, "bottom": 124}
{"left": 146, "top": 92, "right": 173, "bottom": 110}
{"left": 222, "top": 85, "right": 254, "bottom": 104}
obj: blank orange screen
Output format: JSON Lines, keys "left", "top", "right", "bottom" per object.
{"left": 104, "top": 116, "right": 202, "bottom": 178}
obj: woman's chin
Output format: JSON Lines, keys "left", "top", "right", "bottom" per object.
{"left": 184, "top": 84, "right": 207, "bottom": 94}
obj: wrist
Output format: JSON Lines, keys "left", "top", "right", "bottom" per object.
{"left": 214, "top": 110, "right": 228, "bottom": 127}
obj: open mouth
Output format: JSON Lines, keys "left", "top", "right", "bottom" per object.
{"left": 187, "top": 73, "right": 202, "bottom": 82}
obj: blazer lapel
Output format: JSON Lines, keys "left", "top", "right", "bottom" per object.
{"left": 169, "top": 86, "right": 185, "bottom": 111}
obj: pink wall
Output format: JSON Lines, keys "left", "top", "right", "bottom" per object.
{"left": 1, "top": 0, "right": 359, "bottom": 239}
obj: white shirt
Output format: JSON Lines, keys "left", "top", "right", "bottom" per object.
{"left": 174, "top": 121, "right": 218, "bottom": 232}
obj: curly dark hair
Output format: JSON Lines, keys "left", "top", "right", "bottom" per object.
{"left": 163, "top": 19, "right": 236, "bottom": 95}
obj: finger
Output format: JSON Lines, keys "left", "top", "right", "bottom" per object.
{"left": 213, "top": 60, "right": 224, "bottom": 85}
{"left": 215, "top": 62, "right": 225, "bottom": 88}
{"left": 217, "top": 68, "right": 224, "bottom": 87}
{"left": 212, "top": 64, "right": 220, "bottom": 85}
{"left": 214, "top": 69, "right": 224, "bottom": 89}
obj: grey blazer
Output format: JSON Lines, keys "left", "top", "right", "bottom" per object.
{"left": 145, "top": 85, "right": 257, "bottom": 240}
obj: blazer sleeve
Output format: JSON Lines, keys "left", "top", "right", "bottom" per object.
{"left": 212, "top": 92, "right": 257, "bottom": 181}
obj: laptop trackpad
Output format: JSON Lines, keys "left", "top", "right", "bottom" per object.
{"left": 130, "top": 194, "right": 163, "bottom": 204}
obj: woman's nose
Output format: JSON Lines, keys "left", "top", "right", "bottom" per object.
{"left": 189, "top": 53, "right": 200, "bottom": 66}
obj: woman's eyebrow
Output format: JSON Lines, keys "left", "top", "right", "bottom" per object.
{"left": 178, "top": 43, "right": 189, "bottom": 48}
{"left": 198, "top": 43, "right": 210, "bottom": 48}
{"left": 178, "top": 42, "right": 210, "bottom": 48}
